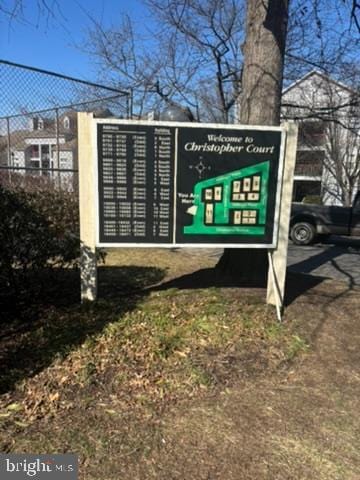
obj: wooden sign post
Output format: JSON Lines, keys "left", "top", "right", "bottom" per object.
{"left": 266, "top": 122, "right": 298, "bottom": 319}
{"left": 78, "top": 112, "right": 97, "bottom": 301}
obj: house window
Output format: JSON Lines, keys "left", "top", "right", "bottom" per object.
{"left": 299, "top": 121, "right": 325, "bottom": 147}
{"left": 28, "top": 144, "right": 54, "bottom": 176}
{"left": 63, "top": 116, "right": 70, "bottom": 130}
{"left": 31, "top": 145, "right": 40, "bottom": 158}
{"left": 38, "top": 118, "right": 44, "bottom": 130}
{"left": 29, "top": 159, "right": 41, "bottom": 175}
{"left": 60, "top": 158, "right": 73, "bottom": 172}
{"left": 41, "top": 158, "right": 51, "bottom": 175}
{"left": 41, "top": 144, "right": 50, "bottom": 160}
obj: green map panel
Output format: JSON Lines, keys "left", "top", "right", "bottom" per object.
{"left": 184, "top": 161, "right": 270, "bottom": 236}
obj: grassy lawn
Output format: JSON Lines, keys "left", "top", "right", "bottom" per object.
{"left": 1, "top": 248, "right": 359, "bottom": 479}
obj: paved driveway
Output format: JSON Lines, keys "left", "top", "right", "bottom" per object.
{"left": 287, "top": 236, "right": 360, "bottom": 286}
{"left": 184, "top": 236, "right": 360, "bottom": 286}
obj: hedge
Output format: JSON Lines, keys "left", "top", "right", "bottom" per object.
{"left": 0, "top": 183, "right": 80, "bottom": 299}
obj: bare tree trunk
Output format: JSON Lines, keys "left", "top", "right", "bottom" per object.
{"left": 239, "top": 0, "right": 289, "bottom": 125}
{"left": 217, "top": 0, "right": 290, "bottom": 281}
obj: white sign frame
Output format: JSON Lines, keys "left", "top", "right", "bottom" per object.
{"left": 93, "top": 118, "right": 287, "bottom": 249}
{"left": 78, "top": 113, "right": 298, "bottom": 317}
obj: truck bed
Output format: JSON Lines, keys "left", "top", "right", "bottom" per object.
{"left": 291, "top": 203, "right": 352, "bottom": 235}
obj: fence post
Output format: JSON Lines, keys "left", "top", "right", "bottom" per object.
{"left": 78, "top": 112, "right": 97, "bottom": 301}
{"left": 55, "top": 108, "right": 61, "bottom": 188}
{"left": 6, "top": 117, "right": 11, "bottom": 183}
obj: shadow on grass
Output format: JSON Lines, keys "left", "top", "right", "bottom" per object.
{"left": 98, "top": 265, "right": 166, "bottom": 299}
{"left": 152, "top": 266, "right": 326, "bottom": 308}
{"left": 153, "top": 267, "right": 267, "bottom": 293}
{"left": 284, "top": 271, "right": 326, "bottom": 306}
{"left": 0, "top": 265, "right": 165, "bottom": 394}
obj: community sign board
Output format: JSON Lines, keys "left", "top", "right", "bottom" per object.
{"left": 95, "top": 120, "right": 286, "bottom": 248}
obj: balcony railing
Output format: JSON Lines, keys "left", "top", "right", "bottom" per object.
{"left": 298, "top": 133, "right": 326, "bottom": 148}
{"left": 295, "top": 162, "right": 323, "bottom": 177}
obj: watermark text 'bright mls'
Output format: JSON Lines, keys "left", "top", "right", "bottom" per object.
{"left": 0, "top": 454, "right": 78, "bottom": 479}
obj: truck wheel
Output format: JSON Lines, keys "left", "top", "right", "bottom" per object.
{"left": 290, "top": 222, "right": 316, "bottom": 245}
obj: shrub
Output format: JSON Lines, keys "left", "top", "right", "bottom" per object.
{"left": 0, "top": 183, "right": 80, "bottom": 299}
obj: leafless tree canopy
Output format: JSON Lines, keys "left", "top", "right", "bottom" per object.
{"left": 350, "top": 0, "right": 360, "bottom": 30}
{"left": 0, "top": 0, "right": 62, "bottom": 26}
{"left": 85, "top": 0, "right": 245, "bottom": 122}
{"left": 83, "top": 0, "right": 358, "bottom": 122}
{"left": 286, "top": 0, "right": 359, "bottom": 81}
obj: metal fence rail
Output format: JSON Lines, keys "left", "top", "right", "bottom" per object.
{"left": 0, "top": 59, "right": 130, "bottom": 193}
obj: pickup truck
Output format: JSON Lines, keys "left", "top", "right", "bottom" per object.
{"left": 289, "top": 191, "right": 360, "bottom": 245}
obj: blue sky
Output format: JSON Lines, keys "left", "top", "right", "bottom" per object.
{"left": 0, "top": 0, "right": 358, "bottom": 119}
{"left": 0, "top": 0, "right": 148, "bottom": 80}
{"left": 1, "top": 0, "right": 358, "bottom": 86}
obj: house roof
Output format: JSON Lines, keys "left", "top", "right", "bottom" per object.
{"left": 8, "top": 128, "right": 75, "bottom": 151}
{"left": 59, "top": 108, "right": 113, "bottom": 119}
{"left": 283, "top": 70, "right": 357, "bottom": 96}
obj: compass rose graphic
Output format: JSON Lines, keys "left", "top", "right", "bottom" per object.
{"left": 189, "top": 156, "right": 211, "bottom": 179}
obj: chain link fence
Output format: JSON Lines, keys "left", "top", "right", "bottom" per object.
{"left": 0, "top": 59, "right": 130, "bottom": 192}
